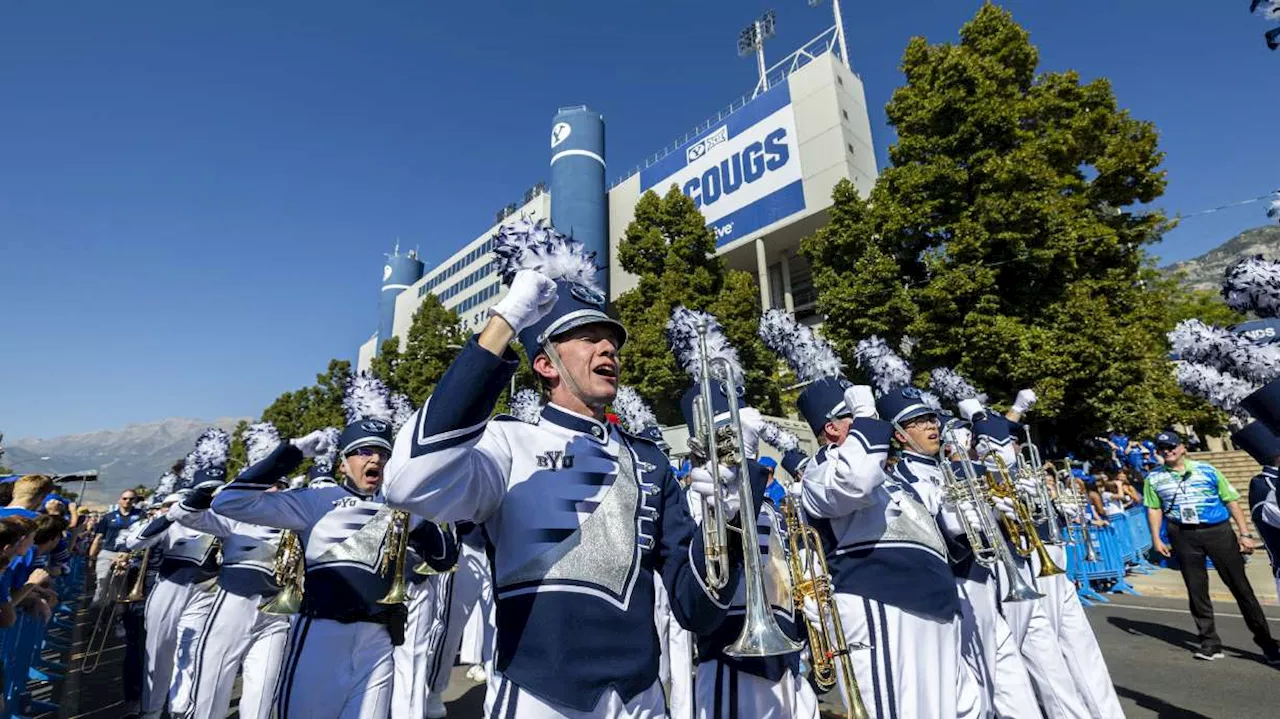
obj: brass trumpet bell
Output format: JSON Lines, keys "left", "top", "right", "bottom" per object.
{"left": 260, "top": 583, "right": 304, "bottom": 615}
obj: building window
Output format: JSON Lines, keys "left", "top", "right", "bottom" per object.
{"left": 841, "top": 109, "right": 849, "bottom": 120}
{"left": 847, "top": 143, "right": 855, "bottom": 155}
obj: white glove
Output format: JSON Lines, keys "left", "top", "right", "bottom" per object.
{"left": 738, "top": 407, "right": 763, "bottom": 460}
{"left": 488, "top": 270, "right": 558, "bottom": 334}
{"left": 957, "top": 500, "right": 982, "bottom": 530}
{"left": 843, "top": 385, "right": 878, "bottom": 419}
{"left": 291, "top": 429, "right": 335, "bottom": 459}
{"left": 944, "top": 426, "right": 973, "bottom": 458}
{"left": 993, "top": 496, "right": 1018, "bottom": 521}
{"left": 1015, "top": 475, "right": 1040, "bottom": 498}
{"left": 957, "top": 398, "right": 985, "bottom": 422}
{"left": 688, "top": 464, "right": 740, "bottom": 519}
{"left": 1012, "top": 389, "right": 1038, "bottom": 415}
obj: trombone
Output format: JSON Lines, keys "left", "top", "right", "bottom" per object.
{"left": 690, "top": 319, "right": 802, "bottom": 658}
{"left": 81, "top": 551, "right": 134, "bottom": 673}
{"left": 776, "top": 474, "right": 868, "bottom": 719}
{"left": 1017, "top": 426, "right": 1063, "bottom": 546}
{"left": 984, "top": 453, "right": 1066, "bottom": 578}
{"left": 939, "top": 420, "right": 1044, "bottom": 603}
{"left": 119, "top": 546, "right": 151, "bottom": 604}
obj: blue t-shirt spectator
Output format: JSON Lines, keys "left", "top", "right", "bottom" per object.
{"left": 94, "top": 507, "right": 145, "bottom": 552}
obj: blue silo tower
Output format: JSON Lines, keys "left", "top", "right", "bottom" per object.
{"left": 376, "top": 244, "right": 425, "bottom": 354}
{"left": 549, "top": 106, "right": 608, "bottom": 294}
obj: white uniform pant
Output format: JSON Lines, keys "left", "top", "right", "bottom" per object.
{"left": 277, "top": 616, "right": 394, "bottom": 719}
{"left": 427, "top": 544, "right": 490, "bottom": 699}
{"left": 997, "top": 561, "right": 1090, "bottom": 719}
{"left": 694, "top": 661, "right": 817, "bottom": 719}
{"left": 1036, "top": 546, "right": 1123, "bottom": 719}
{"left": 957, "top": 574, "right": 1039, "bottom": 719}
{"left": 186, "top": 588, "right": 291, "bottom": 719}
{"left": 654, "top": 578, "right": 694, "bottom": 719}
{"left": 831, "top": 593, "right": 982, "bottom": 719}
{"left": 392, "top": 581, "right": 442, "bottom": 718}
{"left": 93, "top": 550, "right": 120, "bottom": 605}
{"left": 485, "top": 670, "right": 668, "bottom": 718}
{"left": 459, "top": 544, "right": 495, "bottom": 667}
{"left": 142, "top": 579, "right": 215, "bottom": 719}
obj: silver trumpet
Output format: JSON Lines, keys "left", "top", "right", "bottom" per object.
{"left": 1056, "top": 463, "right": 1099, "bottom": 562}
{"left": 939, "top": 420, "right": 1044, "bottom": 602}
{"left": 1018, "top": 426, "right": 1064, "bottom": 546}
{"left": 691, "top": 319, "right": 803, "bottom": 658}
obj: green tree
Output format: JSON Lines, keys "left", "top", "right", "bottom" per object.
{"left": 370, "top": 294, "right": 467, "bottom": 405}
{"left": 225, "top": 420, "right": 250, "bottom": 479}
{"left": 803, "top": 3, "right": 1185, "bottom": 438}
{"left": 262, "top": 359, "right": 353, "bottom": 439}
{"left": 614, "top": 186, "right": 781, "bottom": 424}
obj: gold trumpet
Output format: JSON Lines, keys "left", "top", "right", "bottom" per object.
{"left": 377, "top": 510, "right": 415, "bottom": 604}
{"left": 119, "top": 546, "right": 151, "bottom": 604}
{"left": 777, "top": 476, "right": 868, "bottom": 719}
{"left": 985, "top": 453, "right": 1065, "bottom": 578}
{"left": 260, "top": 530, "right": 305, "bottom": 615}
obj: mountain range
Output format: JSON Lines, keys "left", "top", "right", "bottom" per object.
{"left": 2, "top": 417, "right": 246, "bottom": 506}
{"left": 1164, "top": 225, "right": 1280, "bottom": 291}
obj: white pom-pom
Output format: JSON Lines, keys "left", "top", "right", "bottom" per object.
{"left": 759, "top": 421, "right": 800, "bottom": 453}
{"left": 491, "top": 218, "right": 603, "bottom": 295}
{"left": 666, "top": 306, "right": 744, "bottom": 383}
{"left": 854, "top": 335, "right": 914, "bottom": 397}
{"left": 390, "top": 393, "right": 416, "bottom": 433}
{"left": 343, "top": 373, "right": 394, "bottom": 424}
{"left": 928, "top": 368, "right": 988, "bottom": 405}
{"left": 613, "top": 385, "right": 659, "bottom": 433}
{"left": 1175, "top": 362, "right": 1257, "bottom": 419}
{"left": 757, "top": 309, "right": 843, "bottom": 382}
{"left": 1222, "top": 255, "right": 1280, "bottom": 318}
{"left": 154, "top": 472, "right": 178, "bottom": 498}
{"left": 310, "top": 427, "right": 341, "bottom": 477}
{"left": 1168, "top": 319, "right": 1280, "bottom": 384}
{"left": 509, "top": 389, "right": 543, "bottom": 424}
{"left": 243, "top": 422, "right": 281, "bottom": 467}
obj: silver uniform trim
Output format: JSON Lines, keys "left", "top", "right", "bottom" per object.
{"left": 313, "top": 506, "right": 394, "bottom": 569}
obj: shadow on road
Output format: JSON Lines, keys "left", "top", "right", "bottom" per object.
{"left": 1107, "top": 616, "right": 1267, "bottom": 662}
{"left": 1114, "top": 686, "right": 1216, "bottom": 719}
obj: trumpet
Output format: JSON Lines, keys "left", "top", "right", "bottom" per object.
{"left": 260, "top": 530, "right": 305, "bottom": 615}
{"left": 377, "top": 510, "right": 413, "bottom": 605}
{"left": 938, "top": 421, "right": 1044, "bottom": 603}
{"left": 81, "top": 551, "right": 135, "bottom": 673}
{"left": 1018, "top": 427, "right": 1063, "bottom": 546}
{"left": 119, "top": 546, "right": 151, "bottom": 604}
{"left": 776, "top": 476, "right": 868, "bottom": 719}
{"left": 984, "top": 453, "right": 1065, "bottom": 578}
{"left": 690, "top": 319, "right": 802, "bottom": 658}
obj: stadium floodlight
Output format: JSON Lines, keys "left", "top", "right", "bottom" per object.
{"left": 739, "top": 10, "right": 777, "bottom": 91}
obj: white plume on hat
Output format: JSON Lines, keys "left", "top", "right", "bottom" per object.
{"left": 854, "top": 335, "right": 913, "bottom": 397}
{"left": 390, "top": 393, "right": 416, "bottom": 433}
{"left": 243, "top": 422, "right": 281, "bottom": 467}
{"left": 759, "top": 421, "right": 800, "bottom": 453}
{"left": 666, "top": 306, "right": 744, "bottom": 383}
{"left": 154, "top": 471, "right": 179, "bottom": 498}
{"left": 1222, "top": 255, "right": 1280, "bottom": 318}
{"left": 1168, "top": 318, "right": 1280, "bottom": 384}
{"left": 1175, "top": 362, "right": 1257, "bottom": 421}
{"left": 509, "top": 389, "right": 544, "bottom": 424}
{"left": 757, "top": 309, "right": 843, "bottom": 382}
{"left": 613, "top": 385, "right": 659, "bottom": 434}
{"left": 310, "top": 427, "right": 341, "bottom": 478}
{"left": 177, "top": 428, "right": 230, "bottom": 489}
{"left": 491, "top": 218, "right": 603, "bottom": 294}
{"left": 928, "top": 367, "right": 988, "bottom": 406}
{"left": 343, "top": 373, "right": 394, "bottom": 425}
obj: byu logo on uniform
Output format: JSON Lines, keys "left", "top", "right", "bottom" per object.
{"left": 537, "top": 451, "right": 574, "bottom": 470}
{"left": 332, "top": 497, "right": 361, "bottom": 509}
{"left": 361, "top": 419, "right": 389, "bottom": 433}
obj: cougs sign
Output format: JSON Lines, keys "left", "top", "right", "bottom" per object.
{"left": 640, "top": 84, "right": 805, "bottom": 248}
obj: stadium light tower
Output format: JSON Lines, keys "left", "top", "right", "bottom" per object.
{"left": 738, "top": 9, "right": 777, "bottom": 93}
{"left": 808, "top": 0, "right": 851, "bottom": 70}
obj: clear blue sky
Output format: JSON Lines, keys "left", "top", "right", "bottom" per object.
{"left": 2, "top": 1, "right": 1275, "bottom": 439}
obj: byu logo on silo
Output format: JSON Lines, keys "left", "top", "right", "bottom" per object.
{"left": 551, "top": 122, "right": 572, "bottom": 149}
{"left": 686, "top": 126, "right": 728, "bottom": 163}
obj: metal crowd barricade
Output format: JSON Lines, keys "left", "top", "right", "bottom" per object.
{"left": 1, "top": 554, "right": 86, "bottom": 719}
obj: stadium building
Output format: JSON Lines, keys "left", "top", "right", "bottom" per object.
{"left": 357, "top": 17, "right": 877, "bottom": 374}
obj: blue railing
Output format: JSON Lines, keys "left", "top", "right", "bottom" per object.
{"left": 1, "top": 555, "right": 85, "bottom": 719}
{"left": 1063, "top": 506, "right": 1157, "bottom": 606}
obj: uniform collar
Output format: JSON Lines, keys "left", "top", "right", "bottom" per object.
{"left": 1263, "top": 466, "right": 1280, "bottom": 479}
{"left": 541, "top": 402, "right": 612, "bottom": 444}
{"left": 903, "top": 451, "right": 938, "bottom": 467}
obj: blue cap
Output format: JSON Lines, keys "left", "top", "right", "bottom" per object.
{"left": 797, "top": 377, "right": 852, "bottom": 436}
{"left": 1154, "top": 430, "right": 1181, "bottom": 448}
{"left": 636, "top": 424, "right": 667, "bottom": 448}
{"left": 680, "top": 382, "right": 743, "bottom": 435}
{"left": 972, "top": 412, "right": 1014, "bottom": 443}
{"left": 517, "top": 279, "right": 627, "bottom": 365}
{"left": 758, "top": 456, "right": 778, "bottom": 471}
{"left": 338, "top": 418, "right": 394, "bottom": 455}
{"left": 192, "top": 466, "right": 227, "bottom": 485}
{"left": 875, "top": 386, "right": 935, "bottom": 427}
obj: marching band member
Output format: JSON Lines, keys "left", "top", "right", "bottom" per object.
{"left": 964, "top": 402, "right": 1092, "bottom": 719}
{"left": 667, "top": 307, "right": 816, "bottom": 719}
{"left": 123, "top": 429, "right": 229, "bottom": 719}
{"left": 1240, "top": 422, "right": 1280, "bottom": 602}
{"left": 926, "top": 369, "right": 1040, "bottom": 719}
{"left": 384, "top": 221, "right": 755, "bottom": 718}
{"left": 613, "top": 385, "right": 695, "bottom": 719}
{"left": 211, "top": 376, "right": 458, "bottom": 719}
{"left": 177, "top": 423, "right": 295, "bottom": 719}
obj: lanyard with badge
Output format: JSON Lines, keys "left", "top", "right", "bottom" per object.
{"left": 1169, "top": 469, "right": 1201, "bottom": 524}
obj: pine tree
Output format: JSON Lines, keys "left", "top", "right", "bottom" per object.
{"left": 803, "top": 3, "right": 1190, "bottom": 437}
{"left": 614, "top": 185, "right": 781, "bottom": 424}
